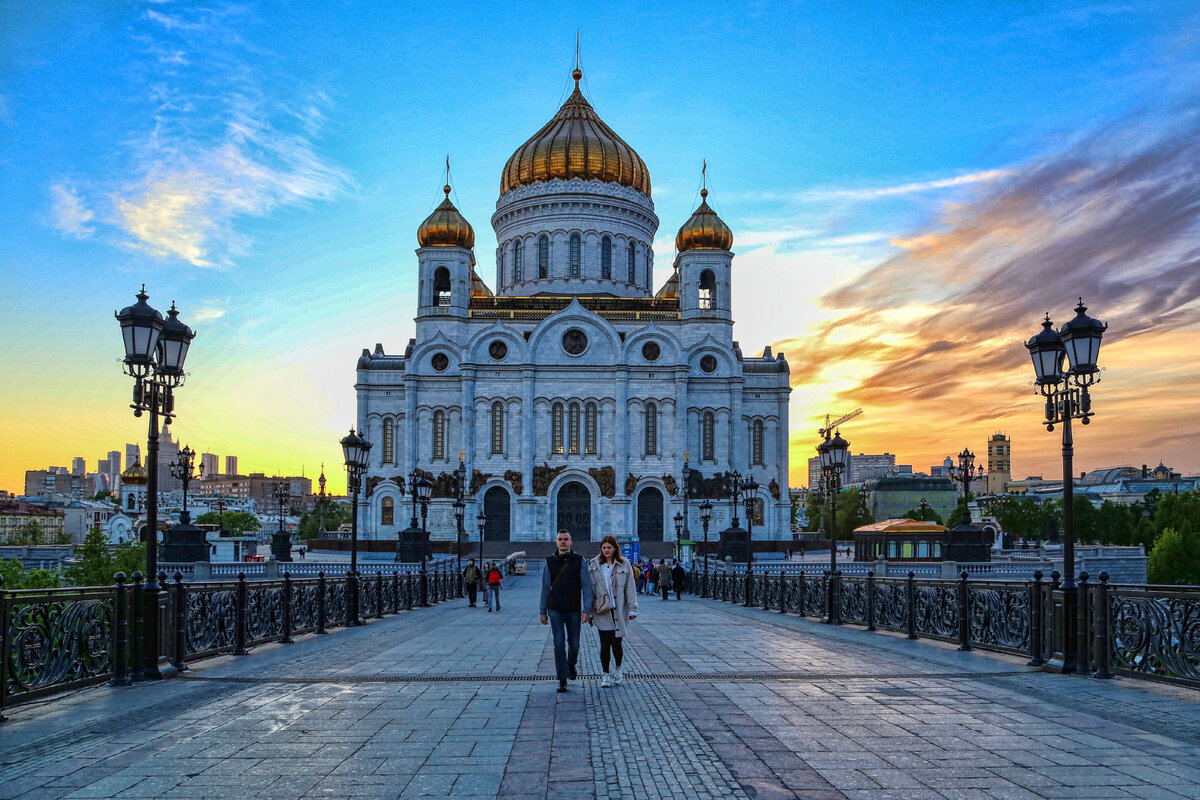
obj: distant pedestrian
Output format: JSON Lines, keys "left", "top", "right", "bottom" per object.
{"left": 588, "top": 535, "right": 638, "bottom": 688}
{"left": 481, "top": 562, "right": 493, "bottom": 610}
{"left": 462, "top": 558, "right": 480, "bottom": 607}
{"left": 540, "top": 530, "right": 593, "bottom": 693}
{"left": 486, "top": 562, "right": 503, "bottom": 611}
{"left": 633, "top": 561, "right": 644, "bottom": 595}
{"left": 671, "top": 560, "right": 686, "bottom": 600}
{"left": 657, "top": 559, "right": 672, "bottom": 601}
{"left": 646, "top": 562, "right": 658, "bottom": 595}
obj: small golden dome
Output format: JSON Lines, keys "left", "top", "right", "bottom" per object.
{"left": 121, "top": 461, "right": 148, "bottom": 485}
{"left": 417, "top": 186, "right": 475, "bottom": 249}
{"left": 676, "top": 189, "right": 733, "bottom": 252}
{"left": 500, "top": 68, "right": 651, "bottom": 197}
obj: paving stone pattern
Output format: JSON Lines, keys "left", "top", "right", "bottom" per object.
{"left": 0, "top": 571, "right": 1197, "bottom": 799}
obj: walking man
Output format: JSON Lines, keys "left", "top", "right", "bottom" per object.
{"left": 540, "top": 529, "right": 593, "bottom": 693}
{"left": 462, "top": 558, "right": 480, "bottom": 607}
{"left": 671, "top": 559, "right": 686, "bottom": 600}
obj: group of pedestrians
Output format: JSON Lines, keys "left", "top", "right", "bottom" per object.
{"left": 461, "top": 558, "right": 504, "bottom": 611}
{"left": 634, "top": 558, "right": 688, "bottom": 600}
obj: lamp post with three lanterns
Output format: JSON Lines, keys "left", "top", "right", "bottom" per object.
{"left": 817, "top": 429, "right": 849, "bottom": 624}
{"left": 115, "top": 286, "right": 196, "bottom": 679}
{"left": 340, "top": 428, "right": 372, "bottom": 626}
{"left": 1024, "top": 299, "right": 1107, "bottom": 674}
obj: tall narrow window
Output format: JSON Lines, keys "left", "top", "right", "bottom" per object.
{"left": 569, "top": 234, "right": 581, "bottom": 277}
{"left": 627, "top": 241, "right": 636, "bottom": 283}
{"left": 433, "top": 410, "right": 446, "bottom": 460}
{"left": 601, "top": 237, "right": 612, "bottom": 279}
{"left": 702, "top": 412, "right": 715, "bottom": 462}
{"left": 699, "top": 269, "right": 716, "bottom": 310}
{"left": 552, "top": 402, "right": 564, "bottom": 454}
{"left": 432, "top": 267, "right": 451, "bottom": 307}
{"left": 644, "top": 402, "right": 657, "bottom": 456}
{"left": 538, "top": 235, "right": 549, "bottom": 278}
{"left": 566, "top": 402, "right": 580, "bottom": 453}
{"left": 585, "top": 402, "right": 598, "bottom": 454}
{"left": 497, "top": 251, "right": 504, "bottom": 287}
{"left": 752, "top": 419, "right": 764, "bottom": 465}
{"left": 491, "top": 401, "right": 504, "bottom": 454}
{"left": 512, "top": 240, "right": 523, "bottom": 283}
{"left": 382, "top": 418, "right": 395, "bottom": 464}
{"left": 381, "top": 496, "right": 394, "bottom": 526}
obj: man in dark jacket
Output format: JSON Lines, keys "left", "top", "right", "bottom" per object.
{"left": 540, "top": 529, "right": 593, "bottom": 693}
{"left": 462, "top": 558, "right": 480, "bottom": 607}
{"left": 671, "top": 560, "right": 687, "bottom": 600}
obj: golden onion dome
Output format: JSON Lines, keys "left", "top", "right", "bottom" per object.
{"left": 676, "top": 189, "right": 733, "bottom": 252}
{"left": 500, "top": 68, "right": 650, "bottom": 197}
{"left": 121, "top": 461, "right": 148, "bottom": 485}
{"left": 417, "top": 185, "right": 475, "bottom": 249}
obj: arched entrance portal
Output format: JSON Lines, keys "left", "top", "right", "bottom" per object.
{"left": 556, "top": 482, "right": 592, "bottom": 541}
{"left": 483, "top": 487, "right": 511, "bottom": 542}
{"left": 636, "top": 487, "right": 664, "bottom": 541}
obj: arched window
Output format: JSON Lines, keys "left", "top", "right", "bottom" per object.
{"left": 552, "top": 402, "right": 564, "bottom": 454}
{"left": 644, "top": 402, "right": 657, "bottom": 456}
{"left": 627, "top": 241, "right": 636, "bottom": 283}
{"left": 702, "top": 412, "right": 715, "bottom": 462}
{"left": 491, "top": 401, "right": 504, "bottom": 454}
{"left": 382, "top": 418, "right": 395, "bottom": 464}
{"left": 585, "top": 402, "right": 598, "bottom": 454}
{"left": 752, "top": 419, "right": 764, "bottom": 465}
{"left": 699, "top": 269, "right": 716, "bottom": 310}
{"left": 381, "top": 496, "right": 394, "bottom": 526}
{"left": 433, "top": 410, "right": 446, "bottom": 460}
{"left": 601, "top": 237, "right": 612, "bottom": 279}
{"left": 750, "top": 497, "right": 764, "bottom": 526}
{"left": 568, "top": 402, "right": 581, "bottom": 454}
{"left": 512, "top": 240, "right": 523, "bottom": 283}
{"left": 569, "top": 234, "right": 581, "bottom": 277}
{"left": 128, "top": 493, "right": 136, "bottom": 510}
{"left": 538, "top": 235, "right": 549, "bottom": 278}
{"left": 432, "top": 267, "right": 451, "bottom": 307}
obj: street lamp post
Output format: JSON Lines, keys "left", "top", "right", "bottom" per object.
{"left": 170, "top": 446, "right": 198, "bottom": 523}
{"left": 1025, "top": 299, "right": 1106, "bottom": 674}
{"left": 115, "top": 286, "right": 195, "bottom": 679}
{"left": 340, "top": 428, "right": 372, "bottom": 626}
{"left": 817, "top": 429, "right": 849, "bottom": 624}
{"left": 454, "top": 456, "right": 466, "bottom": 585}
{"left": 271, "top": 480, "right": 293, "bottom": 562}
{"left": 476, "top": 510, "right": 486, "bottom": 566}
{"left": 699, "top": 499, "right": 712, "bottom": 595}
{"left": 680, "top": 455, "right": 692, "bottom": 563}
{"left": 165, "top": 445, "right": 208, "bottom": 563}
{"left": 414, "top": 475, "right": 433, "bottom": 606}
{"left": 673, "top": 513, "right": 683, "bottom": 563}
{"left": 948, "top": 447, "right": 984, "bottom": 523}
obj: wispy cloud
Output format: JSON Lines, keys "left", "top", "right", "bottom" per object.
{"left": 52, "top": 1, "right": 350, "bottom": 267}
{"left": 800, "top": 169, "right": 1012, "bottom": 202}
{"left": 49, "top": 182, "right": 95, "bottom": 238}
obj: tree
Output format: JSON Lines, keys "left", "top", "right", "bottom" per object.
{"left": 836, "top": 487, "right": 873, "bottom": 539}
{"left": 194, "top": 511, "right": 260, "bottom": 536}
{"left": 903, "top": 505, "right": 944, "bottom": 525}
{"left": 298, "top": 499, "right": 351, "bottom": 540}
{"left": 948, "top": 498, "right": 970, "bottom": 528}
{"left": 804, "top": 491, "right": 824, "bottom": 532}
{"left": 0, "top": 558, "right": 61, "bottom": 589}
{"left": 1095, "top": 501, "right": 1135, "bottom": 546}
{"left": 1147, "top": 524, "right": 1200, "bottom": 585}
{"left": 993, "top": 496, "right": 1042, "bottom": 540}
{"left": 1073, "top": 496, "right": 1098, "bottom": 544}
{"left": 63, "top": 527, "right": 146, "bottom": 587}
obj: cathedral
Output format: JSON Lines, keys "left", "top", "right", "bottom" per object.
{"left": 355, "top": 66, "right": 791, "bottom": 545}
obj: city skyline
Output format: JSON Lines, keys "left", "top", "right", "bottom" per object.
{"left": 3, "top": 2, "right": 1199, "bottom": 495}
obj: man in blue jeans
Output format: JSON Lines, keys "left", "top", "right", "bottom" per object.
{"left": 540, "top": 529, "right": 593, "bottom": 693}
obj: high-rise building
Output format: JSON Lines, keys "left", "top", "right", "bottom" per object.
{"left": 848, "top": 452, "right": 896, "bottom": 483}
{"left": 107, "top": 451, "right": 122, "bottom": 478}
{"left": 808, "top": 457, "right": 822, "bottom": 490}
{"left": 225, "top": 455, "right": 238, "bottom": 476}
{"left": 126, "top": 443, "right": 140, "bottom": 470}
{"left": 930, "top": 456, "right": 953, "bottom": 477}
{"left": 97, "top": 458, "right": 111, "bottom": 476}
{"left": 157, "top": 423, "right": 182, "bottom": 492}
{"left": 201, "top": 452, "right": 219, "bottom": 478}
{"left": 987, "top": 433, "right": 1012, "bottom": 494}
{"left": 71, "top": 457, "right": 86, "bottom": 476}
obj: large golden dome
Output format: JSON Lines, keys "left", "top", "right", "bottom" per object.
{"left": 676, "top": 189, "right": 733, "bottom": 252}
{"left": 500, "top": 69, "right": 651, "bottom": 197}
{"left": 121, "top": 461, "right": 148, "bottom": 486}
{"left": 417, "top": 185, "right": 475, "bottom": 248}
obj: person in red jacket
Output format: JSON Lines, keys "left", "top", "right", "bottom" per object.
{"left": 486, "top": 562, "right": 503, "bottom": 611}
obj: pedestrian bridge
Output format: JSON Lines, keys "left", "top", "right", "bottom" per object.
{"left": 1, "top": 570, "right": 1198, "bottom": 799}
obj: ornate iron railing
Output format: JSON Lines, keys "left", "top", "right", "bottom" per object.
{"left": 1105, "top": 583, "right": 1200, "bottom": 686}
{"left": 0, "top": 565, "right": 469, "bottom": 716}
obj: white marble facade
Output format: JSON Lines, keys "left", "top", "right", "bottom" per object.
{"left": 355, "top": 80, "right": 790, "bottom": 546}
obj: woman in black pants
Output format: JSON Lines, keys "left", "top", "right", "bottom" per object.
{"left": 657, "top": 558, "right": 672, "bottom": 600}
{"left": 587, "top": 535, "right": 639, "bottom": 688}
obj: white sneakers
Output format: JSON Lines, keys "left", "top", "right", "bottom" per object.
{"left": 613, "top": 668, "right": 624, "bottom": 685}
{"left": 601, "top": 673, "right": 613, "bottom": 688}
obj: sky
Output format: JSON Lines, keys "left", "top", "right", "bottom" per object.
{"left": 2, "top": 0, "right": 1199, "bottom": 495}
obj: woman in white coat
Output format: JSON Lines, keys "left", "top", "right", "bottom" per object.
{"left": 587, "top": 534, "right": 639, "bottom": 687}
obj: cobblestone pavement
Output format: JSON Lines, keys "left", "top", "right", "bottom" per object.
{"left": 0, "top": 572, "right": 1198, "bottom": 799}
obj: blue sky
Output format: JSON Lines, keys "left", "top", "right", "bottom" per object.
{"left": 3, "top": 1, "right": 1199, "bottom": 492}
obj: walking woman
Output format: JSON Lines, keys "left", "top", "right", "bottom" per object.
{"left": 587, "top": 535, "right": 639, "bottom": 687}
{"left": 486, "top": 561, "right": 503, "bottom": 611}
{"left": 656, "top": 558, "right": 672, "bottom": 601}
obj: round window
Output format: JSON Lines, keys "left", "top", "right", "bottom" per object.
{"left": 431, "top": 352, "right": 450, "bottom": 372}
{"left": 642, "top": 341, "right": 661, "bottom": 362}
{"left": 700, "top": 354, "right": 718, "bottom": 373}
{"left": 488, "top": 340, "right": 508, "bottom": 361}
{"left": 562, "top": 329, "right": 588, "bottom": 356}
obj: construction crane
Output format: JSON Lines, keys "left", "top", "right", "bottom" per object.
{"left": 818, "top": 408, "right": 863, "bottom": 438}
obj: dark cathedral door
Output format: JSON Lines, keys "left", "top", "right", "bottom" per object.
{"left": 636, "top": 487, "right": 664, "bottom": 541}
{"left": 556, "top": 482, "right": 591, "bottom": 541}
{"left": 483, "top": 487, "right": 511, "bottom": 542}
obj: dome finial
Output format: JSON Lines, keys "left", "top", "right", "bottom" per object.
{"left": 701, "top": 159, "right": 708, "bottom": 201}
{"left": 444, "top": 154, "right": 452, "bottom": 197}
{"left": 572, "top": 31, "right": 582, "bottom": 85}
